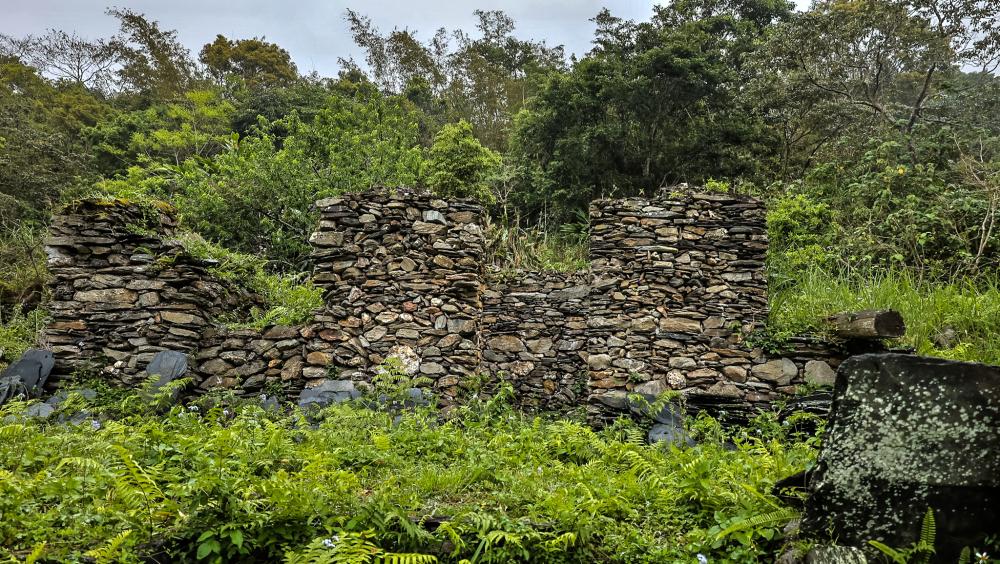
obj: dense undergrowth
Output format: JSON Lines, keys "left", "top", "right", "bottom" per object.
{"left": 0, "top": 385, "right": 820, "bottom": 563}
{"left": 173, "top": 232, "right": 323, "bottom": 329}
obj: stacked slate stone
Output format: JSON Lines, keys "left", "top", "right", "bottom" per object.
{"left": 586, "top": 191, "right": 771, "bottom": 420}
{"left": 309, "top": 189, "right": 485, "bottom": 404}
{"left": 481, "top": 271, "right": 590, "bottom": 411}
{"left": 42, "top": 200, "right": 242, "bottom": 386}
{"left": 194, "top": 325, "right": 307, "bottom": 395}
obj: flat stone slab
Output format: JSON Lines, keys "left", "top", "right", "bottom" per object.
{"left": 143, "top": 350, "right": 189, "bottom": 404}
{"left": 298, "top": 379, "right": 361, "bottom": 408}
{"left": 802, "top": 354, "right": 1000, "bottom": 560}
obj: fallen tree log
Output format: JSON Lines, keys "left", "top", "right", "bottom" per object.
{"left": 825, "top": 310, "right": 905, "bottom": 339}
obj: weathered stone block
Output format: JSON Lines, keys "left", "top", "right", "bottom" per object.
{"left": 802, "top": 354, "right": 1000, "bottom": 560}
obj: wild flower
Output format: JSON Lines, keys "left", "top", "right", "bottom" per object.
{"left": 977, "top": 552, "right": 989, "bottom": 563}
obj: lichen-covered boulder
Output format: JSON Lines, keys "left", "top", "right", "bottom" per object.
{"left": 801, "top": 354, "right": 1000, "bottom": 560}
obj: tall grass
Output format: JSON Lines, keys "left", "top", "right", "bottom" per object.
{"left": 0, "top": 306, "right": 48, "bottom": 370}
{"left": 483, "top": 221, "right": 589, "bottom": 274}
{"left": 770, "top": 268, "right": 1000, "bottom": 365}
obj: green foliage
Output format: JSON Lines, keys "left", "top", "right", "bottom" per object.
{"left": 0, "top": 58, "right": 97, "bottom": 221}
{"left": 0, "top": 306, "right": 47, "bottom": 370}
{"left": 0, "top": 393, "right": 817, "bottom": 563}
{"left": 285, "top": 532, "right": 438, "bottom": 564}
{"left": 199, "top": 34, "right": 299, "bottom": 89}
{"left": 106, "top": 7, "right": 197, "bottom": 100}
{"left": 767, "top": 192, "right": 838, "bottom": 288}
{"left": 425, "top": 121, "right": 500, "bottom": 204}
{"left": 770, "top": 267, "right": 1000, "bottom": 365}
{"left": 508, "top": 2, "right": 786, "bottom": 221}
{"left": 483, "top": 219, "right": 589, "bottom": 274}
{"left": 371, "top": 357, "right": 432, "bottom": 405}
{"left": 130, "top": 89, "right": 235, "bottom": 165}
{"left": 176, "top": 233, "right": 322, "bottom": 328}
{"left": 171, "top": 123, "right": 323, "bottom": 269}
{"left": 0, "top": 220, "right": 49, "bottom": 307}
{"left": 303, "top": 89, "right": 425, "bottom": 193}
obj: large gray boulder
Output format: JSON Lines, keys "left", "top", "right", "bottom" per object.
{"left": 0, "top": 349, "right": 55, "bottom": 404}
{"left": 801, "top": 354, "right": 1000, "bottom": 560}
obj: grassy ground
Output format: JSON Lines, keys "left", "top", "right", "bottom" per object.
{"left": 0, "top": 387, "right": 820, "bottom": 563}
{"left": 770, "top": 268, "right": 1000, "bottom": 365}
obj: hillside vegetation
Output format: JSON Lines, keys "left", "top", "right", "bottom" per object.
{"left": 2, "top": 1, "right": 999, "bottom": 369}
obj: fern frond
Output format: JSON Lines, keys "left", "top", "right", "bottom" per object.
{"left": 621, "top": 450, "right": 664, "bottom": 488}
{"left": 24, "top": 542, "right": 46, "bottom": 564}
{"left": 716, "top": 508, "right": 799, "bottom": 539}
{"left": 919, "top": 507, "right": 936, "bottom": 546}
{"left": 85, "top": 529, "right": 132, "bottom": 564}
{"left": 380, "top": 553, "right": 437, "bottom": 564}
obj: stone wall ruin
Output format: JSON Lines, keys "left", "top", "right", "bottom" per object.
{"left": 39, "top": 189, "right": 860, "bottom": 419}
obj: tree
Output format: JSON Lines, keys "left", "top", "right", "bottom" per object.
{"left": 342, "top": 9, "right": 564, "bottom": 149}
{"left": 301, "top": 88, "right": 425, "bottom": 193}
{"left": 130, "top": 89, "right": 235, "bottom": 165}
{"left": 171, "top": 124, "right": 323, "bottom": 269}
{"left": 425, "top": 120, "right": 500, "bottom": 203}
{"left": 757, "top": 0, "right": 1000, "bottom": 165}
{"left": 107, "top": 7, "right": 196, "bottom": 101}
{"left": 0, "top": 58, "right": 94, "bottom": 221}
{"left": 199, "top": 35, "right": 298, "bottom": 89}
{"left": 509, "top": 2, "right": 785, "bottom": 221}
{"left": 0, "top": 30, "right": 117, "bottom": 93}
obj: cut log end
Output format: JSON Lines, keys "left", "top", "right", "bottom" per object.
{"left": 826, "top": 310, "right": 905, "bottom": 339}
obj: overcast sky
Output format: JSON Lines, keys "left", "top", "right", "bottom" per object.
{"left": 1, "top": 1, "right": 699, "bottom": 77}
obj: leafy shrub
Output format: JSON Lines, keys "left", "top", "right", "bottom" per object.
{"left": 176, "top": 232, "right": 323, "bottom": 328}
{"left": 0, "top": 393, "right": 817, "bottom": 563}
{"left": 767, "top": 192, "right": 837, "bottom": 289}
{"left": 425, "top": 120, "right": 501, "bottom": 204}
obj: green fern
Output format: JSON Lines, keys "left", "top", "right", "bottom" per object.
{"left": 868, "top": 508, "right": 937, "bottom": 564}
{"left": 283, "top": 533, "right": 437, "bottom": 564}
{"left": 23, "top": 543, "right": 46, "bottom": 564}
{"left": 716, "top": 508, "right": 799, "bottom": 539}
{"left": 912, "top": 508, "right": 936, "bottom": 564}
{"left": 85, "top": 530, "right": 133, "bottom": 564}
{"left": 869, "top": 540, "right": 909, "bottom": 564}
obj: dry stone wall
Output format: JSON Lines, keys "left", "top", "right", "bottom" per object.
{"left": 481, "top": 272, "right": 590, "bottom": 411}
{"left": 587, "top": 194, "right": 770, "bottom": 416}
{"left": 42, "top": 200, "right": 245, "bottom": 387}
{"left": 40, "top": 190, "right": 857, "bottom": 419}
{"left": 308, "top": 190, "right": 485, "bottom": 404}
